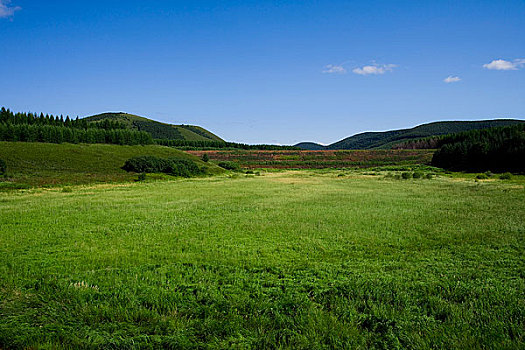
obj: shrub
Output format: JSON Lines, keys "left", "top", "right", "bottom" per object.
{"left": 0, "top": 159, "right": 6, "bottom": 175}
{"left": 476, "top": 174, "right": 489, "bottom": 180}
{"left": 218, "top": 161, "right": 240, "bottom": 171}
{"left": 412, "top": 172, "right": 423, "bottom": 179}
{"left": 401, "top": 172, "right": 412, "bottom": 180}
{"left": 165, "top": 158, "right": 203, "bottom": 177}
{"left": 123, "top": 156, "right": 203, "bottom": 177}
{"left": 201, "top": 154, "right": 209, "bottom": 162}
{"left": 122, "top": 156, "right": 170, "bottom": 173}
{"left": 425, "top": 173, "right": 433, "bottom": 179}
{"left": 62, "top": 187, "right": 73, "bottom": 193}
{"left": 499, "top": 172, "right": 512, "bottom": 180}
{"left": 484, "top": 171, "right": 493, "bottom": 177}
{"left": 137, "top": 173, "right": 146, "bottom": 181}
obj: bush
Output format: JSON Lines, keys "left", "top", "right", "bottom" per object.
{"left": 165, "top": 158, "right": 203, "bottom": 177}
{"left": 476, "top": 174, "right": 489, "bottom": 180}
{"left": 218, "top": 161, "right": 240, "bottom": 171}
{"left": 425, "top": 173, "right": 433, "bottom": 179}
{"left": 0, "top": 159, "right": 6, "bottom": 175}
{"left": 122, "top": 156, "right": 170, "bottom": 173}
{"left": 201, "top": 154, "right": 209, "bottom": 162}
{"left": 401, "top": 172, "right": 412, "bottom": 179}
{"left": 499, "top": 172, "right": 512, "bottom": 180}
{"left": 137, "top": 173, "right": 146, "bottom": 181}
{"left": 412, "top": 172, "right": 423, "bottom": 179}
{"left": 123, "top": 156, "right": 203, "bottom": 177}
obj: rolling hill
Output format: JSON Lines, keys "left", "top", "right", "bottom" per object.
{"left": 295, "top": 119, "right": 525, "bottom": 150}
{"left": 84, "top": 113, "right": 224, "bottom": 142}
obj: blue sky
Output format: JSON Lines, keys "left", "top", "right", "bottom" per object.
{"left": 1, "top": 0, "right": 524, "bottom": 144}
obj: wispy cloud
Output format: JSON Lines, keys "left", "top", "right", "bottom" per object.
{"left": 444, "top": 76, "right": 461, "bottom": 83}
{"left": 0, "top": 0, "right": 20, "bottom": 18}
{"left": 483, "top": 59, "right": 525, "bottom": 71}
{"left": 352, "top": 63, "right": 396, "bottom": 75}
{"left": 322, "top": 64, "right": 347, "bottom": 74}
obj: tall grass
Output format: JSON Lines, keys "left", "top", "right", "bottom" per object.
{"left": 0, "top": 172, "right": 524, "bottom": 348}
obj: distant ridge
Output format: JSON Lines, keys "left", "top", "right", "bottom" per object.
{"left": 295, "top": 119, "right": 525, "bottom": 150}
{"left": 294, "top": 142, "right": 326, "bottom": 150}
{"left": 84, "top": 112, "right": 224, "bottom": 142}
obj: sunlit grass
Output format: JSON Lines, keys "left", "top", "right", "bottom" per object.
{"left": 0, "top": 171, "right": 523, "bottom": 348}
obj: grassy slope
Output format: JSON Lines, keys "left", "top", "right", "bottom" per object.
{"left": 0, "top": 171, "right": 523, "bottom": 348}
{"left": 84, "top": 112, "right": 224, "bottom": 142}
{"left": 298, "top": 119, "right": 525, "bottom": 150}
{"left": 0, "top": 142, "right": 222, "bottom": 186}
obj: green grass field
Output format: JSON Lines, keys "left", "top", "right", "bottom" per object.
{"left": 1, "top": 171, "right": 523, "bottom": 349}
{"left": 0, "top": 142, "right": 223, "bottom": 187}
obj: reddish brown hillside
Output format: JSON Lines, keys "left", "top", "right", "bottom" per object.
{"left": 186, "top": 150, "right": 434, "bottom": 169}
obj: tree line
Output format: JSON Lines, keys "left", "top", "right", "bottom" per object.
{"left": 1, "top": 107, "right": 127, "bottom": 130}
{"left": 1, "top": 108, "right": 300, "bottom": 149}
{"left": 156, "top": 139, "right": 299, "bottom": 150}
{"left": 0, "top": 108, "right": 153, "bottom": 145}
{"left": 431, "top": 123, "right": 525, "bottom": 172}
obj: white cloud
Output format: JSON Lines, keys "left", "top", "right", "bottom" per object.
{"left": 444, "top": 76, "right": 461, "bottom": 83}
{"left": 0, "top": 0, "right": 20, "bottom": 18}
{"left": 322, "top": 64, "right": 347, "bottom": 74}
{"left": 483, "top": 59, "right": 525, "bottom": 71}
{"left": 352, "top": 64, "right": 396, "bottom": 75}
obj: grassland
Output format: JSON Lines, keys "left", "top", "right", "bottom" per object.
{"left": 0, "top": 142, "right": 222, "bottom": 187}
{"left": 0, "top": 170, "right": 523, "bottom": 349}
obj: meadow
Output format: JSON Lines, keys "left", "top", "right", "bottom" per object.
{"left": 1, "top": 170, "right": 523, "bottom": 349}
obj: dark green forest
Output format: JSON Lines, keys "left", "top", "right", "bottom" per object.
{"left": 0, "top": 108, "right": 153, "bottom": 145}
{"left": 431, "top": 124, "right": 525, "bottom": 172}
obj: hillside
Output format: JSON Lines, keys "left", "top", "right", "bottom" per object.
{"left": 0, "top": 142, "right": 223, "bottom": 187}
{"left": 84, "top": 112, "right": 224, "bottom": 142}
{"left": 295, "top": 119, "right": 525, "bottom": 150}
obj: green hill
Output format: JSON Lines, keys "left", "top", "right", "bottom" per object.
{"left": 0, "top": 142, "right": 223, "bottom": 187}
{"left": 296, "top": 119, "right": 525, "bottom": 150}
{"left": 84, "top": 113, "right": 224, "bottom": 142}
